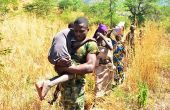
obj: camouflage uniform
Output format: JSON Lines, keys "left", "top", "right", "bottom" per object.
{"left": 59, "top": 41, "right": 99, "bottom": 110}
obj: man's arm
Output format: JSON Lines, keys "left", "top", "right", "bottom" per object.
{"left": 55, "top": 53, "right": 97, "bottom": 75}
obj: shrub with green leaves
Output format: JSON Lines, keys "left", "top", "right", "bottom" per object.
{"left": 58, "top": 0, "right": 83, "bottom": 11}
{"left": 83, "top": 1, "right": 119, "bottom": 27}
{"left": 0, "top": 0, "right": 19, "bottom": 15}
{"left": 23, "top": 0, "right": 56, "bottom": 16}
{"left": 137, "top": 81, "right": 148, "bottom": 108}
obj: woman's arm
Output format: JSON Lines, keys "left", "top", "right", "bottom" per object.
{"left": 97, "top": 32, "right": 113, "bottom": 50}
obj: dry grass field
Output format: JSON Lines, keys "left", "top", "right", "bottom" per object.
{"left": 0, "top": 13, "right": 170, "bottom": 110}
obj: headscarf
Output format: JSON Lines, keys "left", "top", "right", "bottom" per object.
{"left": 97, "top": 24, "right": 108, "bottom": 32}
{"left": 113, "top": 21, "right": 125, "bottom": 36}
{"left": 93, "top": 24, "right": 108, "bottom": 38}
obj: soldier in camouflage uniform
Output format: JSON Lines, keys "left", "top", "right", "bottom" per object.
{"left": 54, "top": 17, "right": 99, "bottom": 110}
{"left": 35, "top": 18, "right": 97, "bottom": 103}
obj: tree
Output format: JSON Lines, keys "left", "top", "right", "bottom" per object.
{"left": 58, "top": 0, "right": 84, "bottom": 11}
{"left": 160, "top": 5, "right": 170, "bottom": 32}
{"left": 0, "top": 0, "right": 19, "bottom": 15}
{"left": 23, "top": 0, "right": 57, "bottom": 16}
{"left": 124, "top": 0, "right": 158, "bottom": 26}
{"left": 84, "top": 0, "right": 118, "bottom": 26}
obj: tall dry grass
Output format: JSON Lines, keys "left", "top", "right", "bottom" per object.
{"left": 94, "top": 22, "right": 165, "bottom": 110}
{"left": 125, "top": 22, "right": 164, "bottom": 92}
{"left": 0, "top": 13, "right": 68, "bottom": 110}
{"left": 0, "top": 13, "right": 97, "bottom": 110}
{"left": 0, "top": 12, "right": 165, "bottom": 110}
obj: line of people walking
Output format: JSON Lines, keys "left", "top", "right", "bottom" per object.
{"left": 35, "top": 17, "right": 138, "bottom": 110}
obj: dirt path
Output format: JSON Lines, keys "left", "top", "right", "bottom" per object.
{"left": 153, "top": 70, "right": 170, "bottom": 110}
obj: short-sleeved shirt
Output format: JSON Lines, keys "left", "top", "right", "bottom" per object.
{"left": 71, "top": 41, "right": 99, "bottom": 65}
{"left": 48, "top": 28, "right": 75, "bottom": 65}
{"left": 60, "top": 41, "right": 99, "bottom": 108}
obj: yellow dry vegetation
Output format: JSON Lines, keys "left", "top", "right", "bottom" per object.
{"left": 0, "top": 13, "right": 168, "bottom": 110}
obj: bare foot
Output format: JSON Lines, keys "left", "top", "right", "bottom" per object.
{"left": 35, "top": 80, "right": 44, "bottom": 100}
{"left": 41, "top": 80, "right": 51, "bottom": 100}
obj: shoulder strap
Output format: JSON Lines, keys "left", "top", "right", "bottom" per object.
{"left": 72, "top": 38, "right": 96, "bottom": 49}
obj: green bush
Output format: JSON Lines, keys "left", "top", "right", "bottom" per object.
{"left": 58, "top": 0, "right": 83, "bottom": 11}
{"left": 83, "top": 1, "right": 120, "bottom": 27}
{"left": 0, "top": 0, "right": 19, "bottom": 15}
{"left": 163, "top": 18, "right": 170, "bottom": 33}
{"left": 137, "top": 81, "right": 148, "bottom": 108}
{"left": 23, "top": 0, "right": 56, "bottom": 16}
{"left": 59, "top": 8, "right": 84, "bottom": 24}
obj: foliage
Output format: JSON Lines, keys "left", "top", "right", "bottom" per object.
{"left": 23, "top": 0, "right": 56, "bottom": 16}
{"left": 58, "top": 0, "right": 84, "bottom": 11}
{"left": 83, "top": 1, "right": 118, "bottom": 27}
{"left": 57, "top": 0, "right": 122, "bottom": 27}
{"left": 0, "top": 0, "right": 19, "bottom": 15}
{"left": 124, "top": 0, "right": 158, "bottom": 26}
{"left": 0, "top": 1, "right": 169, "bottom": 109}
{"left": 163, "top": 18, "right": 170, "bottom": 33}
{"left": 160, "top": 6, "right": 170, "bottom": 33}
{"left": 59, "top": 9, "right": 84, "bottom": 24}
{"left": 137, "top": 81, "right": 148, "bottom": 108}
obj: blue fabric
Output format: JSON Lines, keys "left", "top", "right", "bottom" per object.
{"left": 112, "top": 40, "right": 125, "bottom": 73}
{"left": 112, "top": 40, "right": 117, "bottom": 46}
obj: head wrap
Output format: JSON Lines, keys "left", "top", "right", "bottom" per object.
{"left": 113, "top": 21, "right": 125, "bottom": 36}
{"left": 93, "top": 24, "right": 108, "bottom": 38}
{"left": 97, "top": 24, "right": 108, "bottom": 32}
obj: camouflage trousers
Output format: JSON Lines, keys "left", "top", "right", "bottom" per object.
{"left": 59, "top": 78, "right": 85, "bottom": 110}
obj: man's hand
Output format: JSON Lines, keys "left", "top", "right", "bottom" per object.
{"left": 54, "top": 66, "right": 67, "bottom": 73}
{"left": 54, "top": 64, "right": 76, "bottom": 74}
{"left": 56, "top": 58, "right": 72, "bottom": 67}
